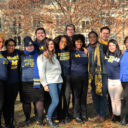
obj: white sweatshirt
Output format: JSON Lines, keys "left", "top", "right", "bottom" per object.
{"left": 37, "top": 54, "right": 63, "bottom": 87}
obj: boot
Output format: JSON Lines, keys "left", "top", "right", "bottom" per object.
{"left": 81, "top": 115, "right": 89, "bottom": 122}
{"left": 37, "top": 117, "right": 44, "bottom": 126}
{"left": 120, "top": 115, "right": 127, "bottom": 126}
{"left": 46, "top": 118, "right": 58, "bottom": 127}
{"left": 8, "top": 118, "right": 15, "bottom": 128}
{"left": 115, "top": 116, "right": 120, "bottom": 122}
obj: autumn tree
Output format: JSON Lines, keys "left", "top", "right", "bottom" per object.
{"left": 1, "top": 0, "right": 53, "bottom": 46}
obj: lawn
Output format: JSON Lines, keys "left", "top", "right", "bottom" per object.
{"left": 2, "top": 92, "right": 128, "bottom": 128}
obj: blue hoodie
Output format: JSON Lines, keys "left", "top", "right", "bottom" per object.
{"left": 120, "top": 50, "right": 128, "bottom": 82}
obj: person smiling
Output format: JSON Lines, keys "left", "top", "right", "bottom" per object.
{"left": 88, "top": 31, "right": 108, "bottom": 122}
{"left": 34, "top": 27, "right": 47, "bottom": 54}
{"left": 0, "top": 34, "right": 8, "bottom": 128}
{"left": 54, "top": 35, "right": 72, "bottom": 123}
{"left": 20, "top": 36, "right": 44, "bottom": 126}
{"left": 71, "top": 34, "right": 88, "bottom": 123}
{"left": 37, "top": 38, "right": 63, "bottom": 127}
{"left": 105, "top": 39, "right": 122, "bottom": 122}
{"left": 2, "top": 38, "right": 22, "bottom": 128}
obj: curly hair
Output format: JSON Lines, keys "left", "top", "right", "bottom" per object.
{"left": 72, "top": 34, "right": 85, "bottom": 50}
{"left": 54, "top": 35, "right": 72, "bottom": 51}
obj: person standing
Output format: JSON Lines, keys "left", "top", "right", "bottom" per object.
{"left": 99, "top": 26, "right": 113, "bottom": 119}
{"left": 34, "top": 27, "right": 47, "bottom": 54}
{"left": 66, "top": 24, "right": 75, "bottom": 41}
{"left": 71, "top": 34, "right": 88, "bottom": 123}
{"left": 120, "top": 36, "right": 128, "bottom": 126}
{"left": 99, "top": 26, "right": 110, "bottom": 46}
{"left": 20, "top": 36, "right": 44, "bottom": 126}
{"left": 2, "top": 39, "right": 22, "bottom": 128}
{"left": 37, "top": 38, "right": 63, "bottom": 127}
{"left": 88, "top": 31, "right": 108, "bottom": 122}
{"left": 54, "top": 35, "right": 71, "bottom": 123}
{"left": 0, "top": 34, "right": 8, "bottom": 128}
{"left": 105, "top": 39, "right": 122, "bottom": 122}
{"left": 34, "top": 27, "right": 50, "bottom": 116}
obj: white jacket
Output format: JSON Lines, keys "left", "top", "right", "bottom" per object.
{"left": 37, "top": 54, "right": 63, "bottom": 87}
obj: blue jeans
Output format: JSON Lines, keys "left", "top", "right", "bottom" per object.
{"left": 91, "top": 74, "right": 108, "bottom": 118}
{"left": 47, "top": 83, "right": 62, "bottom": 119}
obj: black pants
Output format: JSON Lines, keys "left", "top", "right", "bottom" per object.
{"left": 121, "top": 82, "right": 128, "bottom": 120}
{"left": 71, "top": 76, "right": 88, "bottom": 118}
{"left": 58, "top": 76, "right": 71, "bottom": 119}
{"left": 3, "top": 83, "right": 19, "bottom": 125}
{"left": 0, "top": 80, "right": 5, "bottom": 126}
{"left": 44, "top": 91, "right": 51, "bottom": 114}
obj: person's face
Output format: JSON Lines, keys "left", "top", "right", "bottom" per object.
{"left": 48, "top": 41, "right": 54, "bottom": 52}
{"left": 36, "top": 30, "right": 46, "bottom": 42}
{"left": 125, "top": 39, "right": 128, "bottom": 50}
{"left": 89, "top": 33, "right": 98, "bottom": 45}
{"left": 108, "top": 42, "right": 116, "bottom": 53}
{"left": 0, "top": 38, "right": 4, "bottom": 49}
{"left": 75, "top": 39, "right": 83, "bottom": 50}
{"left": 6, "top": 41, "right": 15, "bottom": 54}
{"left": 100, "top": 29, "right": 110, "bottom": 41}
{"left": 59, "top": 37, "right": 67, "bottom": 50}
{"left": 66, "top": 26, "right": 75, "bottom": 37}
{"left": 25, "top": 45, "right": 34, "bottom": 52}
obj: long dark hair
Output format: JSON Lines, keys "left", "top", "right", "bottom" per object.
{"left": 106, "top": 39, "right": 121, "bottom": 58}
{"left": 44, "top": 38, "right": 55, "bottom": 64}
{"left": 54, "top": 35, "right": 72, "bottom": 51}
{"left": 124, "top": 36, "right": 128, "bottom": 44}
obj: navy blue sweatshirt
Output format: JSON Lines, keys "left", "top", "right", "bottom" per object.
{"left": 71, "top": 50, "right": 88, "bottom": 76}
{"left": 2, "top": 49, "right": 23, "bottom": 84}
{"left": 34, "top": 38, "right": 47, "bottom": 54}
{"left": 56, "top": 49, "right": 70, "bottom": 76}
{"left": 21, "top": 53, "right": 34, "bottom": 82}
{"left": 105, "top": 53, "right": 121, "bottom": 79}
{"left": 0, "top": 51, "right": 8, "bottom": 80}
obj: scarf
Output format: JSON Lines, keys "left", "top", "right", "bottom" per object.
{"left": 99, "top": 40, "right": 108, "bottom": 46}
{"left": 88, "top": 43, "right": 103, "bottom": 96}
{"left": 24, "top": 50, "right": 41, "bottom": 88}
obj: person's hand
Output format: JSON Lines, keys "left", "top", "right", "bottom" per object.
{"left": 44, "top": 85, "right": 49, "bottom": 92}
{"left": 43, "top": 51, "right": 48, "bottom": 58}
{"left": 83, "top": 48, "right": 88, "bottom": 54}
{"left": 121, "top": 50, "right": 125, "bottom": 54}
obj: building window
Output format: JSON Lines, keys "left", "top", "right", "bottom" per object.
{"left": 33, "top": 18, "right": 40, "bottom": 28}
{"left": 82, "top": 21, "right": 85, "bottom": 29}
{"left": 86, "top": 21, "right": 90, "bottom": 25}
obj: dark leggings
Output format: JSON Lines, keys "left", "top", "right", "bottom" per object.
{"left": 3, "top": 83, "right": 19, "bottom": 126}
{"left": 23, "top": 101, "right": 44, "bottom": 121}
{"left": 0, "top": 80, "right": 5, "bottom": 126}
{"left": 71, "top": 76, "right": 88, "bottom": 117}
{"left": 57, "top": 76, "right": 71, "bottom": 119}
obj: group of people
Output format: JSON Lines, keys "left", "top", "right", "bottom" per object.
{"left": 0, "top": 24, "right": 128, "bottom": 128}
